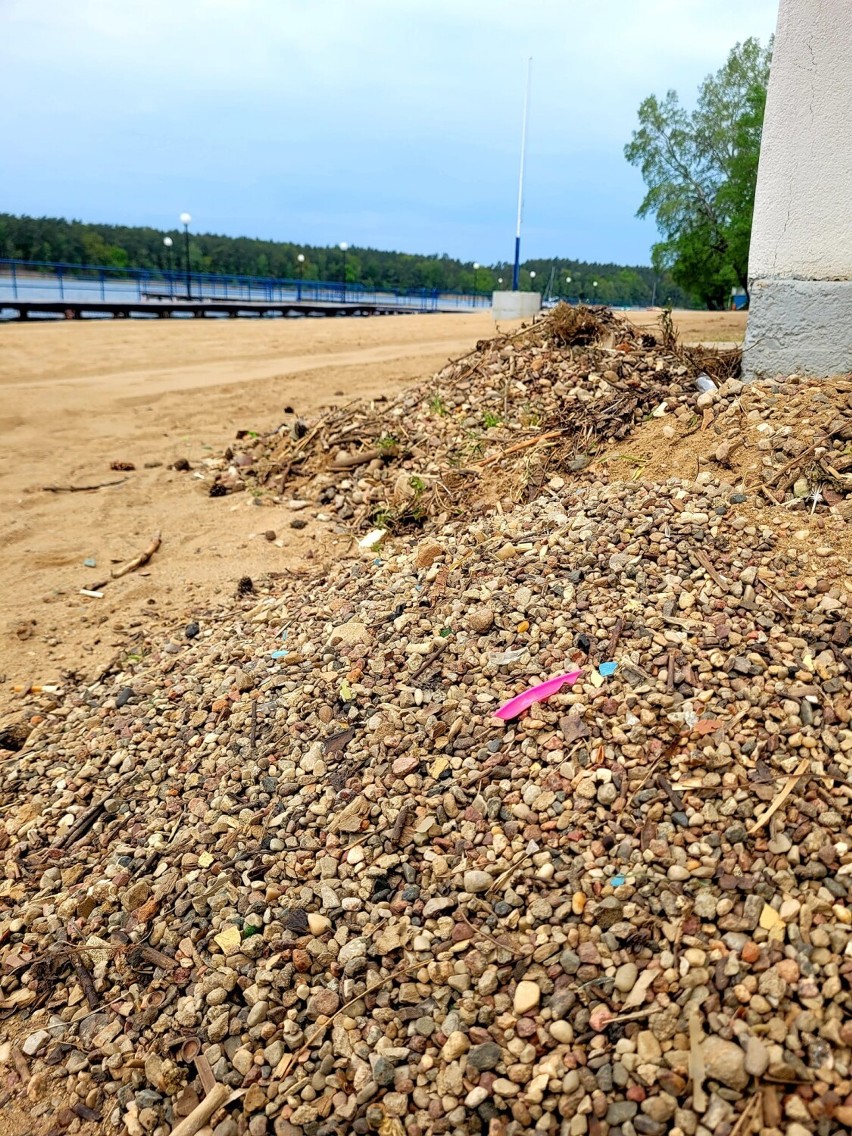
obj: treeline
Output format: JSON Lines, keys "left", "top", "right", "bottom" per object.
{"left": 0, "top": 213, "right": 695, "bottom": 307}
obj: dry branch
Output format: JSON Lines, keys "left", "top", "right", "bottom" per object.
{"left": 43, "top": 478, "right": 129, "bottom": 493}
{"left": 748, "top": 758, "right": 810, "bottom": 834}
{"left": 111, "top": 531, "right": 162, "bottom": 578}
{"left": 168, "top": 1083, "right": 231, "bottom": 1136}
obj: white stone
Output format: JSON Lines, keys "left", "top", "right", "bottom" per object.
{"left": 636, "top": 1030, "right": 662, "bottom": 1064}
{"left": 441, "top": 1031, "right": 469, "bottom": 1060}
{"left": 614, "top": 963, "right": 639, "bottom": 993}
{"left": 22, "top": 1030, "right": 50, "bottom": 1057}
{"left": 549, "top": 1020, "right": 574, "bottom": 1044}
{"left": 463, "top": 870, "right": 492, "bottom": 894}
{"left": 701, "top": 1036, "right": 747, "bottom": 1090}
{"left": 513, "top": 980, "right": 541, "bottom": 1015}
{"left": 307, "top": 913, "right": 331, "bottom": 935}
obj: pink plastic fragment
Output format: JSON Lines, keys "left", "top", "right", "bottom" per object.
{"left": 494, "top": 671, "right": 582, "bottom": 720}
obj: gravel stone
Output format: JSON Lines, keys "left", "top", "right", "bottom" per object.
{"left": 468, "top": 1042, "right": 502, "bottom": 1071}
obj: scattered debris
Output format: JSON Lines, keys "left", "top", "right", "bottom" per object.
{"left": 0, "top": 719, "right": 32, "bottom": 752}
{"left": 493, "top": 670, "right": 583, "bottom": 720}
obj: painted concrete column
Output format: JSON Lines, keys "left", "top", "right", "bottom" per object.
{"left": 743, "top": 0, "right": 852, "bottom": 379}
{"left": 491, "top": 291, "right": 541, "bottom": 320}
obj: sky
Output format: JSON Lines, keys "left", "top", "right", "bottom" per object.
{"left": 1, "top": 0, "right": 779, "bottom": 267}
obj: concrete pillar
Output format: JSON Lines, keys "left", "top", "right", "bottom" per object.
{"left": 491, "top": 291, "right": 541, "bottom": 320}
{"left": 743, "top": 0, "right": 852, "bottom": 379}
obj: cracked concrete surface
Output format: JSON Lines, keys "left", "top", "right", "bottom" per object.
{"left": 745, "top": 0, "right": 852, "bottom": 378}
{"left": 744, "top": 278, "right": 852, "bottom": 380}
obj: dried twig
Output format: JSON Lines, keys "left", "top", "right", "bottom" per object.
{"left": 272, "top": 959, "right": 424, "bottom": 1082}
{"left": 42, "top": 478, "right": 129, "bottom": 493}
{"left": 331, "top": 448, "right": 380, "bottom": 469}
{"left": 756, "top": 576, "right": 795, "bottom": 610}
{"left": 168, "top": 1082, "right": 232, "bottom": 1136}
{"left": 487, "top": 849, "right": 535, "bottom": 893}
{"left": 410, "top": 639, "right": 449, "bottom": 680}
{"left": 729, "top": 1094, "right": 762, "bottom": 1136}
{"left": 606, "top": 1005, "right": 661, "bottom": 1026}
{"left": 657, "top": 774, "right": 684, "bottom": 811}
{"left": 59, "top": 928, "right": 99, "bottom": 1010}
{"left": 830, "top": 643, "right": 852, "bottom": 678}
{"left": 694, "top": 548, "right": 728, "bottom": 588}
{"left": 474, "top": 430, "right": 565, "bottom": 468}
{"left": 750, "top": 444, "right": 817, "bottom": 490}
{"left": 10, "top": 1047, "right": 29, "bottom": 1084}
{"left": 624, "top": 735, "right": 683, "bottom": 809}
{"left": 136, "top": 944, "right": 179, "bottom": 971}
{"left": 51, "top": 770, "right": 136, "bottom": 851}
{"left": 390, "top": 802, "right": 412, "bottom": 846}
{"left": 748, "top": 758, "right": 810, "bottom": 835}
{"left": 688, "top": 1010, "right": 707, "bottom": 1112}
{"left": 193, "top": 1054, "right": 217, "bottom": 1097}
{"left": 607, "top": 616, "right": 624, "bottom": 656}
{"left": 111, "top": 531, "right": 161, "bottom": 579}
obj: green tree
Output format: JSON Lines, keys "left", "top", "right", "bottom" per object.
{"left": 624, "top": 37, "right": 772, "bottom": 309}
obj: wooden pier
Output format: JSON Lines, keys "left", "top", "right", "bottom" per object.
{"left": 1, "top": 297, "right": 434, "bottom": 321}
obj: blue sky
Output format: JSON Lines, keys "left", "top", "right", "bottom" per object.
{"left": 2, "top": 0, "right": 778, "bottom": 266}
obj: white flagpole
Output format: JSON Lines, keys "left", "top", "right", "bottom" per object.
{"left": 512, "top": 57, "right": 533, "bottom": 292}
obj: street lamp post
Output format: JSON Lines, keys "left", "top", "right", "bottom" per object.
{"left": 592, "top": 280, "right": 598, "bottom": 305}
{"left": 163, "top": 236, "right": 174, "bottom": 298}
{"left": 339, "top": 242, "right": 349, "bottom": 302}
{"left": 529, "top": 270, "right": 536, "bottom": 293}
{"left": 179, "top": 213, "right": 192, "bottom": 301}
{"left": 472, "top": 262, "right": 480, "bottom": 305}
{"left": 565, "top": 275, "right": 572, "bottom": 303}
{"left": 297, "top": 253, "right": 305, "bottom": 302}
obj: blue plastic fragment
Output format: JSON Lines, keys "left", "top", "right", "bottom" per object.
{"left": 599, "top": 661, "right": 618, "bottom": 677}
{"left": 610, "top": 875, "right": 626, "bottom": 887}
{"left": 84, "top": 557, "right": 97, "bottom": 568}
{"left": 270, "top": 649, "right": 288, "bottom": 659}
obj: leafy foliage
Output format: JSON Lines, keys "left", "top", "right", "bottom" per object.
{"left": 624, "top": 37, "right": 772, "bottom": 309}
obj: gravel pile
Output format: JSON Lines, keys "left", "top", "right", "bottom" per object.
{"left": 3, "top": 465, "right": 852, "bottom": 1136}
{"left": 657, "top": 373, "right": 852, "bottom": 513}
{"left": 200, "top": 306, "right": 740, "bottom": 533}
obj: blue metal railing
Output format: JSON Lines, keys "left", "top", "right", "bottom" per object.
{"left": 0, "top": 257, "right": 493, "bottom": 313}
